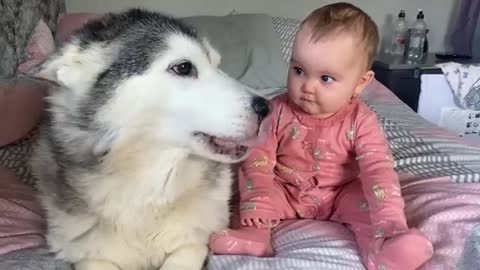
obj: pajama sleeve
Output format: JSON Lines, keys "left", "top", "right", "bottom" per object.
{"left": 237, "top": 101, "right": 282, "bottom": 221}
{"left": 354, "top": 111, "right": 409, "bottom": 238}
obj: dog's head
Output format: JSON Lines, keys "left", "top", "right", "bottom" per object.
{"left": 31, "top": 9, "right": 270, "bottom": 164}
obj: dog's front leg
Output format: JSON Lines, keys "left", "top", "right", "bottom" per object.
{"left": 160, "top": 244, "right": 208, "bottom": 270}
{"left": 74, "top": 259, "right": 121, "bottom": 270}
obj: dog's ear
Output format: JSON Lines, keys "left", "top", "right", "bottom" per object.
{"left": 68, "top": 128, "right": 117, "bottom": 165}
{"left": 203, "top": 37, "right": 221, "bottom": 67}
{"left": 28, "top": 42, "right": 111, "bottom": 90}
{"left": 27, "top": 55, "right": 62, "bottom": 85}
{"left": 91, "top": 129, "right": 117, "bottom": 157}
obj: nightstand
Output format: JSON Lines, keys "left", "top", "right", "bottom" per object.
{"left": 372, "top": 53, "right": 447, "bottom": 112}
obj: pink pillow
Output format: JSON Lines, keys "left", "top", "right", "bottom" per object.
{"left": 0, "top": 165, "right": 46, "bottom": 255}
{"left": 0, "top": 80, "right": 47, "bottom": 147}
{"left": 16, "top": 20, "right": 55, "bottom": 74}
{"left": 55, "top": 13, "right": 101, "bottom": 44}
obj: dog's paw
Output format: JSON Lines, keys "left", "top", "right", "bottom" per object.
{"left": 74, "top": 260, "right": 121, "bottom": 270}
{"left": 158, "top": 258, "right": 205, "bottom": 270}
{"left": 159, "top": 244, "right": 208, "bottom": 270}
{"left": 159, "top": 264, "right": 205, "bottom": 270}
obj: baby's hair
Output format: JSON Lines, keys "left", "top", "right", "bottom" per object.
{"left": 302, "top": 2, "right": 379, "bottom": 69}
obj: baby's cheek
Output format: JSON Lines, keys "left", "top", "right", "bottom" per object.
{"left": 287, "top": 73, "right": 299, "bottom": 88}
{"left": 286, "top": 87, "right": 299, "bottom": 102}
{"left": 308, "top": 103, "right": 324, "bottom": 114}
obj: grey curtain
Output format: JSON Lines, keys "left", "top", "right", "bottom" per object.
{"left": 0, "top": 0, "right": 66, "bottom": 79}
{"left": 472, "top": 13, "right": 480, "bottom": 57}
{"left": 450, "top": 0, "right": 480, "bottom": 57}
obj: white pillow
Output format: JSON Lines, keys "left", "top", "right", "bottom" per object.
{"left": 182, "top": 14, "right": 289, "bottom": 92}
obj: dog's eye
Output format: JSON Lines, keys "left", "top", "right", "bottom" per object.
{"left": 170, "top": 61, "right": 197, "bottom": 78}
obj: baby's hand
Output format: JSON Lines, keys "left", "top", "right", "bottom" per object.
{"left": 241, "top": 217, "right": 279, "bottom": 229}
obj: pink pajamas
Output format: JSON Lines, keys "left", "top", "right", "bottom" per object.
{"left": 210, "top": 94, "right": 433, "bottom": 269}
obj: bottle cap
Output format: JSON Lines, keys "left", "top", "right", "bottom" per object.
{"left": 417, "top": 9, "right": 424, "bottom": 19}
{"left": 399, "top": 10, "right": 406, "bottom": 18}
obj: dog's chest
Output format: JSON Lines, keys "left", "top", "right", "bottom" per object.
{"left": 83, "top": 157, "right": 232, "bottom": 265}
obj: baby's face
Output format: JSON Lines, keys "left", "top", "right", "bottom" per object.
{"left": 287, "top": 26, "right": 371, "bottom": 118}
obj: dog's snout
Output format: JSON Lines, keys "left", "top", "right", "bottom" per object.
{"left": 251, "top": 96, "right": 270, "bottom": 121}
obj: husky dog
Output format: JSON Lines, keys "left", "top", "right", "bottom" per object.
{"left": 30, "top": 9, "right": 270, "bottom": 270}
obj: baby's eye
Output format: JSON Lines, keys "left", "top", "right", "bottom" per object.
{"left": 321, "top": 75, "right": 335, "bottom": 83}
{"left": 293, "top": 67, "right": 303, "bottom": 75}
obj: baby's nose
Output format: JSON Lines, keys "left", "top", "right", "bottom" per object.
{"left": 302, "top": 80, "right": 317, "bottom": 94}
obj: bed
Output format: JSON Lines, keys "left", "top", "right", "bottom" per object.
{"left": 1, "top": 15, "right": 480, "bottom": 270}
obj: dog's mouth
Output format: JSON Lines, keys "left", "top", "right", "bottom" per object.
{"left": 193, "top": 132, "right": 252, "bottom": 159}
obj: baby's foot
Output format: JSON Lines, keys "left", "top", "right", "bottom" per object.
{"left": 209, "top": 226, "right": 273, "bottom": 257}
{"left": 239, "top": 196, "right": 281, "bottom": 229}
{"left": 376, "top": 229, "right": 433, "bottom": 270}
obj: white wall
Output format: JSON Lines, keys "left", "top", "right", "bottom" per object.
{"left": 66, "top": 0, "right": 458, "bottom": 52}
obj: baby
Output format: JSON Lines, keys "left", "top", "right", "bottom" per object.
{"left": 209, "top": 3, "right": 433, "bottom": 270}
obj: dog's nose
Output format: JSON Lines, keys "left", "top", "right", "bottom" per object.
{"left": 251, "top": 96, "right": 270, "bottom": 121}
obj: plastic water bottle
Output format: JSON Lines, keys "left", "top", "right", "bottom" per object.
{"left": 390, "top": 10, "right": 408, "bottom": 56}
{"left": 407, "top": 9, "right": 427, "bottom": 59}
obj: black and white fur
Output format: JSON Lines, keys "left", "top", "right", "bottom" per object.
{"left": 30, "top": 9, "right": 269, "bottom": 270}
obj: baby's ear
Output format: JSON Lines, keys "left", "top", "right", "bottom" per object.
{"left": 354, "top": 70, "right": 375, "bottom": 96}
{"left": 203, "top": 37, "right": 221, "bottom": 67}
